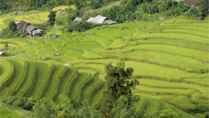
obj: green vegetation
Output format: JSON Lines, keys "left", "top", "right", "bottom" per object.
{"left": 196, "top": 0, "right": 209, "bottom": 19}
{"left": 0, "top": 0, "right": 209, "bottom": 117}
{"left": 48, "top": 11, "right": 56, "bottom": 26}
{"left": 0, "top": 104, "right": 23, "bottom": 118}
{"left": 0, "top": 21, "right": 23, "bottom": 39}
{"left": 100, "top": 62, "right": 139, "bottom": 118}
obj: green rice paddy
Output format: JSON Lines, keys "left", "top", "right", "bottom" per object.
{"left": 0, "top": 9, "right": 208, "bottom": 117}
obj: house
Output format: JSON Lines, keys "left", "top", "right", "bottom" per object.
{"left": 0, "top": 52, "right": 6, "bottom": 56}
{"left": 73, "top": 17, "right": 83, "bottom": 23}
{"left": 87, "top": 15, "right": 117, "bottom": 25}
{"left": 16, "top": 20, "right": 29, "bottom": 33}
{"left": 16, "top": 20, "right": 42, "bottom": 37}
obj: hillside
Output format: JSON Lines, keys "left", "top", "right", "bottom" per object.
{"left": 0, "top": 58, "right": 196, "bottom": 118}
{"left": 0, "top": 0, "right": 209, "bottom": 116}
{"left": 0, "top": 6, "right": 208, "bottom": 117}
{"left": 0, "top": 58, "right": 104, "bottom": 106}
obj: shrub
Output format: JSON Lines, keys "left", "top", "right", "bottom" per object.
{"left": 34, "top": 99, "right": 57, "bottom": 118}
{"left": 48, "top": 11, "right": 56, "bottom": 26}
{"left": 196, "top": 0, "right": 209, "bottom": 19}
{"left": 0, "top": 21, "right": 24, "bottom": 39}
{"left": 65, "top": 21, "right": 94, "bottom": 32}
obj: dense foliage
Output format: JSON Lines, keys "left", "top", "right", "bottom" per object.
{"left": 100, "top": 62, "right": 139, "bottom": 118}
{"left": 1, "top": 0, "right": 72, "bottom": 10}
{"left": 65, "top": 21, "right": 94, "bottom": 32}
{"left": 0, "top": 0, "right": 8, "bottom": 11}
{"left": 48, "top": 11, "right": 57, "bottom": 26}
{"left": 196, "top": 0, "right": 209, "bottom": 19}
{"left": 90, "top": 0, "right": 118, "bottom": 9}
{"left": 101, "top": 0, "right": 203, "bottom": 22}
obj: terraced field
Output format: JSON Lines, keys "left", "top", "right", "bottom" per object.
{"left": 0, "top": 58, "right": 105, "bottom": 107}
{"left": 0, "top": 12, "right": 208, "bottom": 117}
{"left": 0, "top": 58, "right": 195, "bottom": 117}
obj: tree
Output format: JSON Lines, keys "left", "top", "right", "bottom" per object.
{"left": 9, "top": 21, "right": 17, "bottom": 32}
{"left": 100, "top": 62, "right": 139, "bottom": 118}
{"left": 34, "top": 99, "right": 57, "bottom": 118}
{"left": 196, "top": 0, "right": 209, "bottom": 20}
{"left": 48, "top": 11, "right": 56, "bottom": 26}
{"left": 91, "top": 0, "right": 102, "bottom": 9}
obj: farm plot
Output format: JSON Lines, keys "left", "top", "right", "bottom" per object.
{"left": 0, "top": 58, "right": 106, "bottom": 107}
{"left": 0, "top": 15, "right": 208, "bottom": 117}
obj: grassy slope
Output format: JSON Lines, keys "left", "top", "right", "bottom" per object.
{"left": 0, "top": 104, "right": 22, "bottom": 118}
{"left": 0, "top": 104, "right": 32, "bottom": 118}
{"left": 0, "top": 7, "right": 209, "bottom": 117}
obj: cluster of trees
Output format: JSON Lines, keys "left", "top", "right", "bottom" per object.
{"left": 102, "top": 0, "right": 208, "bottom": 22}
{"left": 65, "top": 21, "right": 94, "bottom": 32}
{"left": 1, "top": 97, "right": 36, "bottom": 111}
{"left": 0, "top": 0, "right": 8, "bottom": 11}
{"left": 90, "top": 0, "right": 118, "bottom": 9}
{"left": 196, "top": 0, "right": 209, "bottom": 19}
{"left": 0, "top": 0, "right": 119, "bottom": 11}
{"left": 0, "top": 0, "right": 75, "bottom": 11}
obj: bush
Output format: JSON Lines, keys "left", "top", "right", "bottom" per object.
{"left": 34, "top": 99, "right": 57, "bottom": 118}
{"left": 48, "top": 11, "right": 56, "bottom": 26}
{"left": 0, "top": 21, "right": 24, "bottom": 39}
{"left": 65, "top": 21, "right": 94, "bottom": 32}
{"left": 0, "top": 28, "right": 24, "bottom": 39}
{"left": 196, "top": 0, "right": 209, "bottom": 19}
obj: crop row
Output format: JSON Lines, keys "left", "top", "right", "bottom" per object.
{"left": 0, "top": 58, "right": 106, "bottom": 106}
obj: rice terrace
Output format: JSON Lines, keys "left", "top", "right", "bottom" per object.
{"left": 0, "top": 0, "right": 208, "bottom": 118}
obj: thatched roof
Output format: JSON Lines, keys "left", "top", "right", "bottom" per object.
{"left": 73, "top": 17, "right": 83, "bottom": 22}
{"left": 16, "top": 20, "right": 42, "bottom": 36}
{"left": 16, "top": 20, "right": 29, "bottom": 30}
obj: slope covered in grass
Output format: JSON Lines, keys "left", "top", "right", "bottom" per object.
{"left": 0, "top": 12, "right": 208, "bottom": 117}
{"left": 0, "top": 58, "right": 194, "bottom": 117}
{"left": 0, "top": 58, "right": 105, "bottom": 106}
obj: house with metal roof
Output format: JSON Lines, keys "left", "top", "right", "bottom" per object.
{"left": 73, "top": 17, "right": 83, "bottom": 23}
{"left": 87, "top": 15, "right": 117, "bottom": 25}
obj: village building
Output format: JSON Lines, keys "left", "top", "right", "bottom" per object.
{"left": 87, "top": 15, "right": 117, "bottom": 25}
{"left": 73, "top": 17, "right": 83, "bottom": 23}
{"left": 16, "top": 20, "right": 43, "bottom": 38}
{"left": 0, "top": 52, "right": 6, "bottom": 56}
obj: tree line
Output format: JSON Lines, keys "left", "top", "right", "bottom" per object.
{"left": 0, "top": 0, "right": 119, "bottom": 11}
{"left": 101, "top": 0, "right": 208, "bottom": 22}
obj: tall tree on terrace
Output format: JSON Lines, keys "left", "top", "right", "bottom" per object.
{"left": 48, "top": 11, "right": 56, "bottom": 26}
{"left": 100, "top": 62, "right": 139, "bottom": 118}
